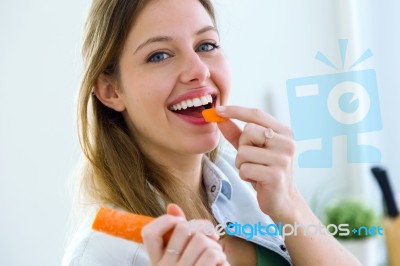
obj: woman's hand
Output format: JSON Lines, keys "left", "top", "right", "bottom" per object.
{"left": 216, "top": 106, "right": 297, "bottom": 221}
{"left": 216, "top": 106, "right": 362, "bottom": 265}
{"left": 142, "top": 204, "right": 230, "bottom": 266}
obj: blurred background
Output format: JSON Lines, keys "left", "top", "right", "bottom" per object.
{"left": 1, "top": 0, "right": 399, "bottom": 265}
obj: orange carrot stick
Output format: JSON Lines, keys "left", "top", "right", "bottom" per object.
{"left": 202, "top": 108, "right": 228, "bottom": 123}
{"left": 92, "top": 207, "right": 171, "bottom": 244}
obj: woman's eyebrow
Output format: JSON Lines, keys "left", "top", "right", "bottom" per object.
{"left": 196, "top": 25, "right": 218, "bottom": 35}
{"left": 134, "top": 36, "right": 172, "bottom": 54}
{"left": 134, "top": 26, "right": 218, "bottom": 54}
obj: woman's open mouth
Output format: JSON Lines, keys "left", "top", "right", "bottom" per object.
{"left": 168, "top": 93, "right": 216, "bottom": 124}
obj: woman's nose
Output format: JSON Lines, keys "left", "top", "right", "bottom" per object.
{"left": 178, "top": 52, "right": 211, "bottom": 84}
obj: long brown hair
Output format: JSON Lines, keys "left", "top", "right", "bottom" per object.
{"left": 77, "top": 0, "right": 218, "bottom": 220}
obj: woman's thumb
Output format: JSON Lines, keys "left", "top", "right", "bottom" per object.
{"left": 166, "top": 203, "right": 186, "bottom": 219}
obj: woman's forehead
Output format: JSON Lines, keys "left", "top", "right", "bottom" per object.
{"left": 130, "top": 0, "right": 214, "bottom": 39}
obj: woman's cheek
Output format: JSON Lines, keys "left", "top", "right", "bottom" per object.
{"left": 211, "top": 57, "right": 231, "bottom": 105}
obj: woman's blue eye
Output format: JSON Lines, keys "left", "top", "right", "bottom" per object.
{"left": 148, "top": 52, "right": 170, "bottom": 63}
{"left": 196, "top": 43, "right": 219, "bottom": 52}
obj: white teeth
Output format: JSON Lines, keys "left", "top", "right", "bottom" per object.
{"left": 181, "top": 101, "right": 187, "bottom": 109}
{"left": 193, "top": 98, "right": 202, "bottom": 107}
{"left": 200, "top": 96, "right": 208, "bottom": 105}
{"left": 170, "top": 94, "right": 213, "bottom": 111}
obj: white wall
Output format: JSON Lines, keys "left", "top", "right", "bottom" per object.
{"left": 0, "top": 1, "right": 89, "bottom": 265}
{"left": 368, "top": 0, "right": 400, "bottom": 197}
{"left": 0, "top": 0, "right": 398, "bottom": 265}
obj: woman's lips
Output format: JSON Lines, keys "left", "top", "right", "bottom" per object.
{"left": 167, "top": 88, "right": 218, "bottom": 125}
{"left": 169, "top": 94, "right": 216, "bottom": 125}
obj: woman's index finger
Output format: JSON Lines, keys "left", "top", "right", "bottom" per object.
{"left": 216, "top": 106, "right": 286, "bottom": 133}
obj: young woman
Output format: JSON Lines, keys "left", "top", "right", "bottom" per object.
{"left": 63, "top": 0, "right": 361, "bottom": 265}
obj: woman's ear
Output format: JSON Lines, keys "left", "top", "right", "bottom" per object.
{"left": 93, "top": 73, "right": 126, "bottom": 112}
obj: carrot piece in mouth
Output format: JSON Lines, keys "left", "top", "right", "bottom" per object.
{"left": 92, "top": 207, "right": 171, "bottom": 244}
{"left": 202, "top": 108, "right": 228, "bottom": 123}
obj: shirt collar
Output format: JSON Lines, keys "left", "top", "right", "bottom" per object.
{"left": 202, "top": 155, "right": 232, "bottom": 203}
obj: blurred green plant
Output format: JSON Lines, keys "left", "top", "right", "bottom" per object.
{"left": 325, "top": 199, "right": 377, "bottom": 240}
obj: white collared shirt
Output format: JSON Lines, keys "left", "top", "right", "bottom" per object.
{"left": 62, "top": 150, "right": 292, "bottom": 265}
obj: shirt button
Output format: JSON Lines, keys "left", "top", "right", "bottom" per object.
{"left": 280, "top": 244, "right": 287, "bottom": 252}
{"left": 211, "top": 185, "right": 216, "bottom": 192}
{"left": 225, "top": 221, "right": 234, "bottom": 234}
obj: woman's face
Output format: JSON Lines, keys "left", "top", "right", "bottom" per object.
{"left": 117, "top": 0, "right": 231, "bottom": 158}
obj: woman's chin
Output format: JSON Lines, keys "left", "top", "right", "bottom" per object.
{"left": 188, "top": 135, "right": 220, "bottom": 154}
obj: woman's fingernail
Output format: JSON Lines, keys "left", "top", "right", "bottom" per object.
{"left": 176, "top": 216, "right": 186, "bottom": 221}
{"left": 216, "top": 106, "right": 226, "bottom": 114}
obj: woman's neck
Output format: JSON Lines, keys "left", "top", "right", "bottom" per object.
{"left": 168, "top": 155, "right": 204, "bottom": 193}
{"left": 145, "top": 148, "right": 204, "bottom": 193}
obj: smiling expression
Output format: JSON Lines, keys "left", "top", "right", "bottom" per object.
{"left": 115, "top": 0, "right": 231, "bottom": 159}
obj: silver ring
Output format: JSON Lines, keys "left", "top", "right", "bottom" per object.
{"left": 166, "top": 248, "right": 180, "bottom": 255}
